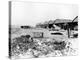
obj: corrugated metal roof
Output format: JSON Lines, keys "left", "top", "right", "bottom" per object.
{"left": 54, "top": 16, "right": 78, "bottom": 24}
{"left": 54, "top": 19, "right": 72, "bottom": 23}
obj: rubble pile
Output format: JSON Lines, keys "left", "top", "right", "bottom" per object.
{"left": 11, "top": 35, "right": 77, "bottom": 58}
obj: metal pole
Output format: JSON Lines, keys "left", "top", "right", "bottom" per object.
{"left": 72, "top": 16, "right": 78, "bottom": 22}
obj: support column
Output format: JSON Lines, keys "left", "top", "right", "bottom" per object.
{"left": 67, "top": 24, "right": 71, "bottom": 38}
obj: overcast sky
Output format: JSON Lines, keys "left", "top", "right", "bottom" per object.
{"left": 11, "top": 2, "right": 78, "bottom": 26}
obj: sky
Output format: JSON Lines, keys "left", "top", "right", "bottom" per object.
{"left": 11, "top": 1, "right": 78, "bottom": 26}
